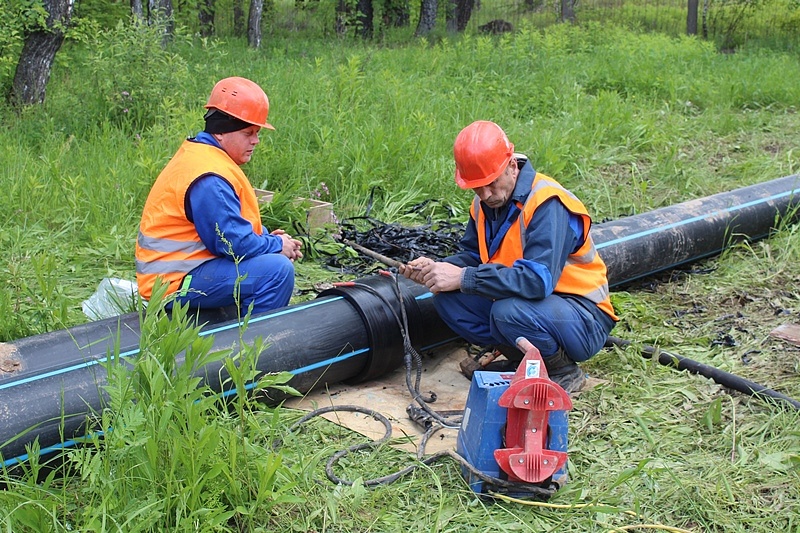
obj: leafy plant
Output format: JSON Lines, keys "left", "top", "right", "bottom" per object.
{"left": 84, "top": 19, "right": 192, "bottom": 132}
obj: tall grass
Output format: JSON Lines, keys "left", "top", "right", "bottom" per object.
{"left": 3, "top": 23, "right": 796, "bottom": 340}
{"left": 0, "top": 21, "right": 799, "bottom": 532}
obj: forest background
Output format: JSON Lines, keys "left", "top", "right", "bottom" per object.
{"left": 0, "top": 0, "right": 799, "bottom": 531}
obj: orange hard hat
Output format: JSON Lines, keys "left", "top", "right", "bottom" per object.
{"left": 453, "top": 121, "right": 514, "bottom": 189}
{"left": 204, "top": 77, "right": 275, "bottom": 130}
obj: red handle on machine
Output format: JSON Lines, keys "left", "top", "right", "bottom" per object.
{"left": 493, "top": 338, "right": 572, "bottom": 483}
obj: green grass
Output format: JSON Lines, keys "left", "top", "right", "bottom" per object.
{"left": 1, "top": 20, "right": 799, "bottom": 532}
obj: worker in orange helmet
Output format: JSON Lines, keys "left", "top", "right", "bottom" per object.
{"left": 135, "top": 77, "right": 302, "bottom": 316}
{"left": 400, "top": 121, "right": 618, "bottom": 393}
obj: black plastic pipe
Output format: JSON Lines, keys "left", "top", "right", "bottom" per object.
{"left": 606, "top": 336, "right": 800, "bottom": 410}
{"left": 593, "top": 174, "right": 800, "bottom": 287}
{"left": 1, "top": 173, "right": 799, "bottom": 465}
{"left": 0, "top": 276, "right": 456, "bottom": 464}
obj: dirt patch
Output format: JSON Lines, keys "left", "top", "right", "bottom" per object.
{"left": 0, "top": 343, "right": 22, "bottom": 373}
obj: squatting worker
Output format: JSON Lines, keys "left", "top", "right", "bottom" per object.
{"left": 400, "top": 121, "right": 618, "bottom": 393}
{"left": 135, "top": 76, "right": 302, "bottom": 315}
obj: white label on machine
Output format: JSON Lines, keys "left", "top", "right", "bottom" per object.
{"left": 524, "top": 360, "right": 541, "bottom": 379}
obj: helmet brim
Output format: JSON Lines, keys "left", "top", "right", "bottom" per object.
{"left": 454, "top": 151, "right": 512, "bottom": 189}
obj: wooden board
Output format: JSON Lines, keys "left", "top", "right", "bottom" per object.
{"left": 769, "top": 323, "right": 800, "bottom": 347}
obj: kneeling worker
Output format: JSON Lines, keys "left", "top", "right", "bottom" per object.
{"left": 136, "top": 76, "right": 302, "bottom": 315}
{"left": 400, "top": 120, "right": 618, "bottom": 393}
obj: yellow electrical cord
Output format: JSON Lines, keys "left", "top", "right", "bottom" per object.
{"left": 607, "top": 526, "right": 695, "bottom": 533}
{"left": 489, "top": 492, "right": 695, "bottom": 533}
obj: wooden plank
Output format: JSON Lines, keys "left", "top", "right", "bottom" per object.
{"left": 769, "top": 323, "right": 800, "bottom": 347}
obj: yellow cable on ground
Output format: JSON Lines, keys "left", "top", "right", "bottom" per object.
{"left": 607, "top": 526, "right": 694, "bottom": 533}
{"left": 489, "top": 492, "right": 694, "bottom": 533}
{"left": 489, "top": 492, "right": 640, "bottom": 516}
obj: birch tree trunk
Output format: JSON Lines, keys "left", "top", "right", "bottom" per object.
{"left": 248, "top": 0, "right": 264, "bottom": 48}
{"left": 415, "top": 0, "right": 438, "bottom": 36}
{"left": 11, "top": 0, "right": 74, "bottom": 106}
{"left": 148, "top": 0, "right": 174, "bottom": 45}
{"left": 131, "top": 0, "right": 144, "bottom": 20}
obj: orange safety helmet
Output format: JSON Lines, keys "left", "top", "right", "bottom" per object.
{"left": 453, "top": 121, "right": 514, "bottom": 189}
{"left": 204, "top": 76, "right": 275, "bottom": 130}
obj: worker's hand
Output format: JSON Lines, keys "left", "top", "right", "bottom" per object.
{"left": 273, "top": 230, "right": 303, "bottom": 262}
{"left": 399, "top": 257, "right": 435, "bottom": 284}
{"left": 420, "top": 262, "right": 463, "bottom": 294}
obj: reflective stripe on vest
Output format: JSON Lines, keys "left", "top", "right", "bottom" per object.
{"left": 135, "top": 140, "right": 263, "bottom": 299}
{"left": 471, "top": 172, "right": 618, "bottom": 320}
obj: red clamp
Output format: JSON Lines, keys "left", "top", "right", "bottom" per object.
{"left": 493, "top": 338, "right": 572, "bottom": 484}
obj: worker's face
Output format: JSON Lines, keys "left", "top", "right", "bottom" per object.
{"left": 215, "top": 125, "right": 261, "bottom": 165}
{"left": 473, "top": 161, "right": 518, "bottom": 209}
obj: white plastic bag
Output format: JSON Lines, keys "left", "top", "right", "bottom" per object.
{"left": 82, "top": 278, "right": 140, "bottom": 320}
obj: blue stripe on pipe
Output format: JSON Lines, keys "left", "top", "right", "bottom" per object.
{"left": 596, "top": 188, "right": 797, "bottom": 250}
{"left": 0, "top": 292, "right": 441, "bottom": 391}
{"left": 0, "top": 297, "right": 346, "bottom": 391}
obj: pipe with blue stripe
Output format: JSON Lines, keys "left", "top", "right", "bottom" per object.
{"left": 1, "top": 173, "right": 799, "bottom": 466}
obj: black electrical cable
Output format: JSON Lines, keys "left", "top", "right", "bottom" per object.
{"left": 606, "top": 336, "right": 800, "bottom": 410}
{"left": 283, "top": 271, "right": 555, "bottom": 498}
{"left": 286, "top": 403, "right": 555, "bottom": 498}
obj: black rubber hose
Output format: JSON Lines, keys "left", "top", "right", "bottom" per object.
{"left": 606, "top": 336, "right": 800, "bottom": 410}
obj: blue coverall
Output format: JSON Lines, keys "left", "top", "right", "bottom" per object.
{"left": 433, "top": 158, "right": 615, "bottom": 362}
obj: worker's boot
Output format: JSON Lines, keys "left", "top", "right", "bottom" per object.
{"left": 543, "top": 349, "right": 586, "bottom": 394}
{"left": 459, "top": 344, "right": 523, "bottom": 380}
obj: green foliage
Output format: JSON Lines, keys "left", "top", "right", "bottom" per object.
{"left": 83, "top": 20, "right": 192, "bottom": 132}
{"left": 0, "top": 0, "right": 44, "bottom": 87}
{"left": 73, "top": 0, "right": 131, "bottom": 30}
{"left": 0, "top": 20, "right": 800, "bottom": 533}
{"left": 0, "top": 284, "right": 303, "bottom": 531}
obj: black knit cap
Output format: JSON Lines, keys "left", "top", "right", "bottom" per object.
{"left": 203, "top": 109, "right": 252, "bottom": 134}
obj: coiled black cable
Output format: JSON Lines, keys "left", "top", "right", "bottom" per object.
{"left": 284, "top": 271, "right": 556, "bottom": 499}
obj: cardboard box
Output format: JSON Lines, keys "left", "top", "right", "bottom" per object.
{"left": 254, "top": 188, "right": 336, "bottom": 229}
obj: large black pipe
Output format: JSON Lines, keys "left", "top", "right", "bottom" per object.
{"left": 1, "top": 174, "right": 799, "bottom": 465}
{"left": 595, "top": 173, "right": 800, "bottom": 287}
{"left": 0, "top": 276, "right": 455, "bottom": 464}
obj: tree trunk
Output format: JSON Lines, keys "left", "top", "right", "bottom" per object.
{"left": 148, "top": 0, "right": 174, "bottom": 44}
{"left": 453, "top": 0, "right": 474, "bottom": 31}
{"left": 11, "top": 0, "right": 74, "bottom": 106}
{"left": 560, "top": 0, "right": 575, "bottom": 23}
{"left": 383, "top": 0, "right": 409, "bottom": 27}
{"left": 234, "top": 0, "right": 245, "bottom": 36}
{"left": 686, "top": 0, "right": 698, "bottom": 35}
{"left": 248, "top": 0, "right": 263, "bottom": 48}
{"left": 701, "top": 0, "right": 709, "bottom": 39}
{"left": 356, "top": 0, "right": 373, "bottom": 38}
{"left": 415, "top": 0, "right": 437, "bottom": 36}
{"left": 131, "top": 0, "right": 144, "bottom": 20}
{"left": 445, "top": 0, "right": 456, "bottom": 32}
{"left": 523, "top": 0, "right": 543, "bottom": 11}
{"left": 335, "top": 0, "right": 348, "bottom": 35}
{"left": 199, "top": 0, "right": 215, "bottom": 37}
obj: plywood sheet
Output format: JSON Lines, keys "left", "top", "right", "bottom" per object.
{"left": 285, "top": 343, "right": 470, "bottom": 454}
{"left": 770, "top": 323, "right": 800, "bottom": 347}
{"left": 284, "top": 343, "right": 605, "bottom": 455}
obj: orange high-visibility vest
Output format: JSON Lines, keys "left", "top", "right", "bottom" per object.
{"left": 135, "top": 140, "right": 263, "bottom": 299}
{"left": 471, "top": 172, "right": 618, "bottom": 320}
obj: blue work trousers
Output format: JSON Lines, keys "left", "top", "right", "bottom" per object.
{"left": 433, "top": 292, "right": 614, "bottom": 362}
{"left": 170, "top": 254, "right": 295, "bottom": 316}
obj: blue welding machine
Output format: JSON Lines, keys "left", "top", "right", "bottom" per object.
{"left": 456, "top": 366, "right": 571, "bottom": 496}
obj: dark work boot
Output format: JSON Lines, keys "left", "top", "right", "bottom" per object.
{"left": 543, "top": 349, "right": 586, "bottom": 394}
{"left": 482, "top": 344, "right": 524, "bottom": 373}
